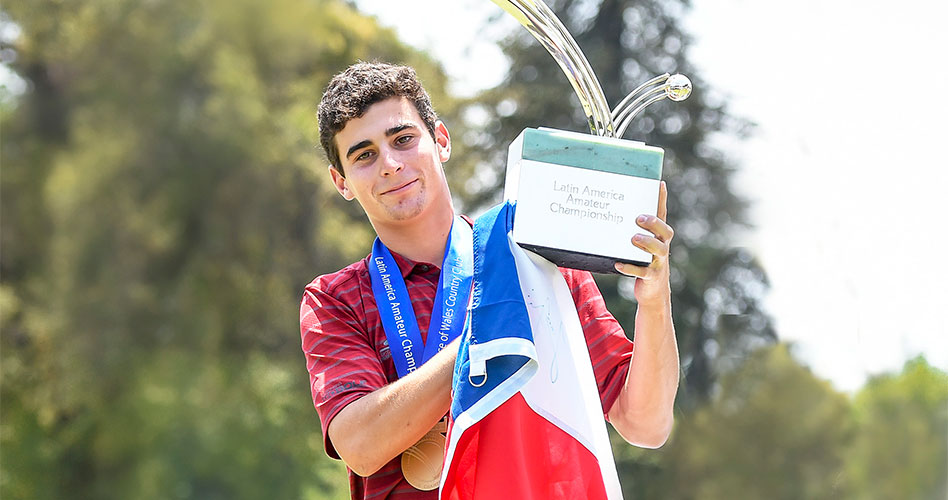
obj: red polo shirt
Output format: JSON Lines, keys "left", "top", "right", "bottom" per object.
{"left": 300, "top": 251, "right": 633, "bottom": 500}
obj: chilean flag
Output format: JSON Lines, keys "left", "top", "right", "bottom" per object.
{"left": 440, "top": 202, "right": 623, "bottom": 500}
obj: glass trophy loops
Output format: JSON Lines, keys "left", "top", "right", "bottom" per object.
{"left": 493, "top": 0, "right": 692, "bottom": 274}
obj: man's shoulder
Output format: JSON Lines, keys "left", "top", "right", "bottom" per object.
{"left": 304, "top": 255, "right": 372, "bottom": 298}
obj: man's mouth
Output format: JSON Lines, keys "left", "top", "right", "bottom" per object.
{"left": 381, "top": 179, "right": 418, "bottom": 195}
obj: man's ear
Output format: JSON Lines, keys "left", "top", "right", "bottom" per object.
{"left": 435, "top": 120, "right": 451, "bottom": 163}
{"left": 329, "top": 165, "right": 355, "bottom": 201}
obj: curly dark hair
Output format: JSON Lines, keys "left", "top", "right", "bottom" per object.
{"left": 318, "top": 62, "right": 438, "bottom": 175}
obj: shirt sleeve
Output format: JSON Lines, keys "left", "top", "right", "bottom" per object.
{"left": 560, "top": 268, "right": 634, "bottom": 416}
{"left": 300, "top": 276, "right": 387, "bottom": 459}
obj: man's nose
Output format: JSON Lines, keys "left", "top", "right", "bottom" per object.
{"left": 379, "top": 147, "right": 404, "bottom": 176}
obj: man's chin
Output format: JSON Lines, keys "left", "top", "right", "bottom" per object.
{"left": 384, "top": 201, "right": 427, "bottom": 222}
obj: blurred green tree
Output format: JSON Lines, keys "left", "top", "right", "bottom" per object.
{"left": 462, "top": 0, "right": 775, "bottom": 411}
{"left": 843, "top": 356, "right": 948, "bottom": 500}
{"left": 614, "top": 343, "right": 851, "bottom": 500}
{"left": 0, "top": 0, "right": 468, "bottom": 498}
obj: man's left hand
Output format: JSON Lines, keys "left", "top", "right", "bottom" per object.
{"left": 614, "top": 181, "right": 674, "bottom": 307}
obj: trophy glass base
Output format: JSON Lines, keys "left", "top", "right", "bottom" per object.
{"left": 518, "top": 243, "right": 650, "bottom": 275}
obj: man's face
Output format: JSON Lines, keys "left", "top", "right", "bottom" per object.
{"left": 330, "top": 97, "right": 451, "bottom": 226}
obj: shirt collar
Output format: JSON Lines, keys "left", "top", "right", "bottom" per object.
{"left": 388, "top": 250, "right": 437, "bottom": 279}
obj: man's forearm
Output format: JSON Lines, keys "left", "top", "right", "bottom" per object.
{"left": 328, "top": 339, "right": 459, "bottom": 476}
{"left": 608, "top": 298, "right": 679, "bottom": 448}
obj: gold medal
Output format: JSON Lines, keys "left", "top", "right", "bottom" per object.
{"left": 401, "top": 419, "right": 447, "bottom": 491}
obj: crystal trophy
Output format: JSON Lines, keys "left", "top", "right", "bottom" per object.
{"left": 493, "top": 0, "right": 692, "bottom": 273}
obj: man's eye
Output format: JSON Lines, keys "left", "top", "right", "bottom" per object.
{"left": 395, "top": 135, "right": 413, "bottom": 145}
{"left": 356, "top": 151, "right": 373, "bottom": 161}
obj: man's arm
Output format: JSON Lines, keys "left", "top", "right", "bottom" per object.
{"left": 610, "top": 181, "right": 680, "bottom": 448}
{"left": 328, "top": 338, "right": 459, "bottom": 477}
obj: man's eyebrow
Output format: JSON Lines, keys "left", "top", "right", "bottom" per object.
{"left": 385, "top": 123, "right": 417, "bottom": 136}
{"left": 345, "top": 140, "right": 373, "bottom": 161}
{"left": 344, "top": 124, "right": 420, "bottom": 161}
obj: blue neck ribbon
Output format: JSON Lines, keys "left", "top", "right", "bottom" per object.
{"left": 368, "top": 216, "right": 474, "bottom": 378}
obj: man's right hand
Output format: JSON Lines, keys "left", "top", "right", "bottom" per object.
{"left": 327, "top": 337, "right": 460, "bottom": 476}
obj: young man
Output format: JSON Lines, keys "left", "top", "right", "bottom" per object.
{"left": 300, "top": 62, "right": 679, "bottom": 500}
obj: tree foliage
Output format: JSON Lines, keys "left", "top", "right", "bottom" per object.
{"left": 610, "top": 345, "right": 947, "bottom": 500}
{"left": 0, "top": 0, "right": 466, "bottom": 497}
{"left": 657, "top": 344, "right": 851, "bottom": 500}
{"left": 843, "top": 356, "right": 948, "bottom": 500}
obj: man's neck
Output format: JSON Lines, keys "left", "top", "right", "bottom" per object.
{"left": 373, "top": 208, "right": 456, "bottom": 266}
